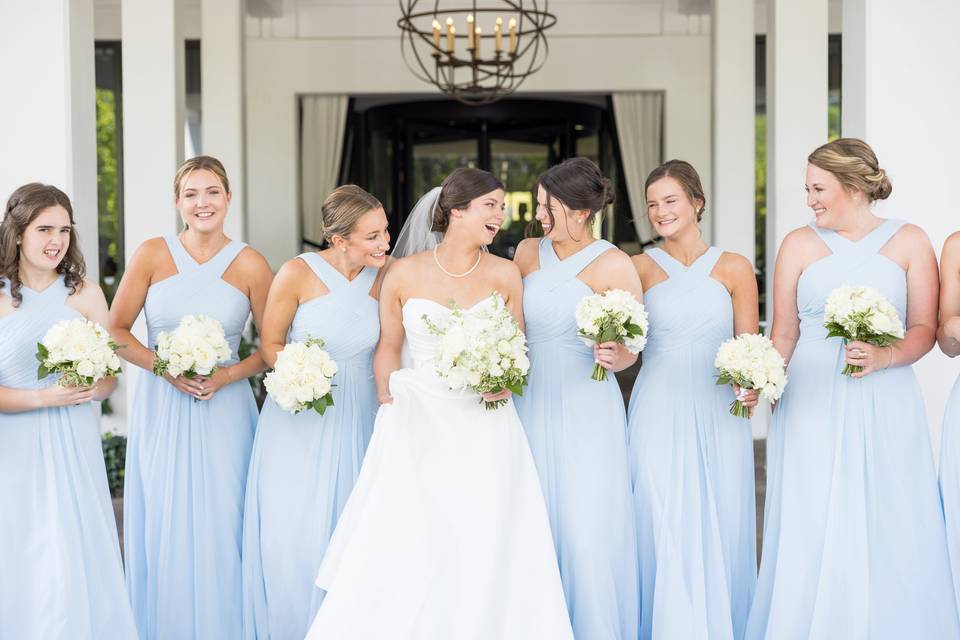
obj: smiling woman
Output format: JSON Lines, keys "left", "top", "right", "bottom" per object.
{"left": 108, "top": 155, "right": 275, "bottom": 638}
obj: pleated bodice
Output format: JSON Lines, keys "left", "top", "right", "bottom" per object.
{"left": 144, "top": 235, "right": 250, "bottom": 363}
{"left": 0, "top": 277, "right": 83, "bottom": 389}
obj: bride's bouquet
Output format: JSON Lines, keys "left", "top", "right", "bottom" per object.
{"left": 823, "top": 284, "right": 904, "bottom": 375}
{"left": 714, "top": 333, "right": 787, "bottom": 418}
{"left": 36, "top": 318, "right": 122, "bottom": 387}
{"left": 264, "top": 337, "right": 338, "bottom": 415}
{"left": 422, "top": 292, "right": 530, "bottom": 410}
{"left": 575, "top": 289, "right": 648, "bottom": 381}
{"left": 152, "top": 314, "right": 232, "bottom": 379}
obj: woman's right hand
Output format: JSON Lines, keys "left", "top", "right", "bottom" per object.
{"left": 38, "top": 384, "right": 97, "bottom": 408}
{"left": 163, "top": 373, "right": 206, "bottom": 398}
{"left": 378, "top": 394, "right": 394, "bottom": 405}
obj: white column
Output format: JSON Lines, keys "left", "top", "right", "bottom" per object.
{"left": 202, "top": 0, "right": 246, "bottom": 241}
{"left": 121, "top": 0, "right": 185, "bottom": 251}
{"left": 842, "top": 0, "right": 960, "bottom": 450}
{"left": 0, "top": 0, "right": 98, "bottom": 281}
{"left": 711, "top": 0, "right": 755, "bottom": 265}
{"left": 765, "top": 0, "right": 828, "bottom": 323}
{"left": 121, "top": 0, "right": 186, "bottom": 432}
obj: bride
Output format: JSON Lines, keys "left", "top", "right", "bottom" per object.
{"left": 305, "top": 168, "right": 574, "bottom": 639}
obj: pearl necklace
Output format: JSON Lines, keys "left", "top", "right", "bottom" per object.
{"left": 433, "top": 245, "right": 482, "bottom": 279}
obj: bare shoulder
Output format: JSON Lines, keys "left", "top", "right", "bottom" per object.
{"left": 129, "top": 236, "right": 170, "bottom": 267}
{"left": 944, "top": 229, "right": 960, "bottom": 256}
{"left": 717, "top": 251, "right": 755, "bottom": 278}
{"left": 893, "top": 222, "right": 931, "bottom": 247}
{"left": 234, "top": 245, "right": 273, "bottom": 276}
{"left": 781, "top": 225, "right": 819, "bottom": 250}
{"left": 595, "top": 246, "right": 633, "bottom": 269}
{"left": 274, "top": 254, "right": 313, "bottom": 282}
{"left": 379, "top": 253, "right": 426, "bottom": 288}
{"left": 630, "top": 251, "right": 655, "bottom": 272}
{"left": 68, "top": 278, "right": 109, "bottom": 318}
{"left": 513, "top": 237, "right": 540, "bottom": 269}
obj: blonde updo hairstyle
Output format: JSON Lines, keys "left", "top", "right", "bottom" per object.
{"left": 319, "top": 185, "right": 383, "bottom": 244}
{"left": 807, "top": 138, "right": 892, "bottom": 202}
{"left": 173, "top": 155, "right": 231, "bottom": 199}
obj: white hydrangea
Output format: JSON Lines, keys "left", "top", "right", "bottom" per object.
{"left": 575, "top": 288, "right": 648, "bottom": 381}
{"left": 715, "top": 333, "right": 787, "bottom": 418}
{"left": 263, "top": 337, "right": 338, "bottom": 415}
{"left": 422, "top": 293, "right": 530, "bottom": 410}
{"left": 153, "top": 314, "right": 232, "bottom": 378}
{"left": 823, "top": 284, "right": 904, "bottom": 375}
{"left": 38, "top": 318, "right": 122, "bottom": 387}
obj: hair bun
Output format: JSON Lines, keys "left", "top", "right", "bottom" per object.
{"left": 873, "top": 168, "right": 893, "bottom": 201}
{"left": 601, "top": 177, "right": 616, "bottom": 207}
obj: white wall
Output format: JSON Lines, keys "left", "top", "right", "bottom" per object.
{"left": 842, "top": 0, "right": 960, "bottom": 453}
{"left": 245, "top": 1, "right": 714, "bottom": 267}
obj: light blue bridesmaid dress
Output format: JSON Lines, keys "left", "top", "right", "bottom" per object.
{"left": 514, "top": 238, "right": 640, "bottom": 640}
{"left": 0, "top": 277, "right": 137, "bottom": 639}
{"left": 747, "top": 219, "right": 960, "bottom": 639}
{"left": 125, "top": 235, "right": 259, "bottom": 639}
{"left": 242, "top": 253, "right": 379, "bottom": 639}
{"left": 940, "top": 368, "right": 960, "bottom": 616}
{"left": 627, "top": 246, "right": 755, "bottom": 640}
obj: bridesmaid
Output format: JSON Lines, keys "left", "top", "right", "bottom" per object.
{"left": 513, "top": 157, "right": 641, "bottom": 639}
{"left": 628, "top": 160, "right": 758, "bottom": 639}
{"left": 937, "top": 231, "right": 960, "bottom": 615}
{"left": 110, "top": 156, "right": 273, "bottom": 639}
{"left": 0, "top": 184, "right": 137, "bottom": 639}
{"left": 242, "top": 185, "right": 389, "bottom": 638}
{"left": 746, "top": 138, "right": 960, "bottom": 639}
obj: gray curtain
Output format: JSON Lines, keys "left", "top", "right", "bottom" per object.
{"left": 612, "top": 92, "right": 664, "bottom": 245}
{"left": 300, "top": 95, "right": 349, "bottom": 246}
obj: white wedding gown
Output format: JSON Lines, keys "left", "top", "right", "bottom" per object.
{"left": 305, "top": 297, "right": 574, "bottom": 640}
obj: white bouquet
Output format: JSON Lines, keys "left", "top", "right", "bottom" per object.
{"left": 263, "top": 337, "right": 338, "bottom": 415}
{"left": 422, "top": 292, "right": 530, "bottom": 410}
{"left": 714, "top": 333, "right": 787, "bottom": 418}
{"left": 575, "top": 289, "right": 648, "bottom": 381}
{"left": 36, "top": 318, "right": 122, "bottom": 387}
{"left": 152, "top": 314, "right": 232, "bottom": 379}
{"left": 823, "top": 284, "right": 904, "bottom": 375}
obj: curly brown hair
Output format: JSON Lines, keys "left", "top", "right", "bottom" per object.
{"left": 0, "top": 183, "right": 86, "bottom": 307}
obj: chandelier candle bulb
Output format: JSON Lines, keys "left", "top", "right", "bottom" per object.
{"left": 508, "top": 18, "right": 517, "bottom": 54}
{"left": 495, "top": 17, "right": 503, "bottom": 52}
{"left": 446, "top": 17, "right": 455, "bottom": 51}
{"left": 432, "top": 19, "right": 441, "bottom": 48}
{"left": 467, "top": 13, "right": 474, "bottom": 49}
{"left": 474, "top": 26, "right": 482, "bottom": 57}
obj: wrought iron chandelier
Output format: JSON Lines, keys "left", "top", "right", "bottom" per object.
{"left": 397, "top": 1, "right": 557, "bottom": 105}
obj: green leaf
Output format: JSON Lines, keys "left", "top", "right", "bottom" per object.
{"left": 625, "top": 323, "right": 644, "bottom": 335}
{"left": 37, "top": 364, "right": 50, "bottom": 380}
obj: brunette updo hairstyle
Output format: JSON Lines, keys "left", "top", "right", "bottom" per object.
{"left": 319, "top": 185, "right": 383, "bottom": 243}
{"left": 431, "top": 168, "right": 505, "bottom": 233}
{"left": 0, "top": 183, "right": 86, "bottom": 307}
{"left": 644, "top": 160, "right": 706, "bottom": 222}
{"left": 536, "top": 157, "right": 615, "bottom": 230}
{"left": 807, "top": 138, "right": 892, "bottom": 202}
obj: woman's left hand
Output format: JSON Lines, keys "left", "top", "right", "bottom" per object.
{"left": 192, "top": 366, "right": 234, "bottom": 401}
{"left": 845, "top": 341, "right": 893, "bottom": 378}
{"left": 481, "top": 388, "right": 513, "bottom": 403}
{"left": 593, "top": 341, "right": 635, "bottom": 373}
